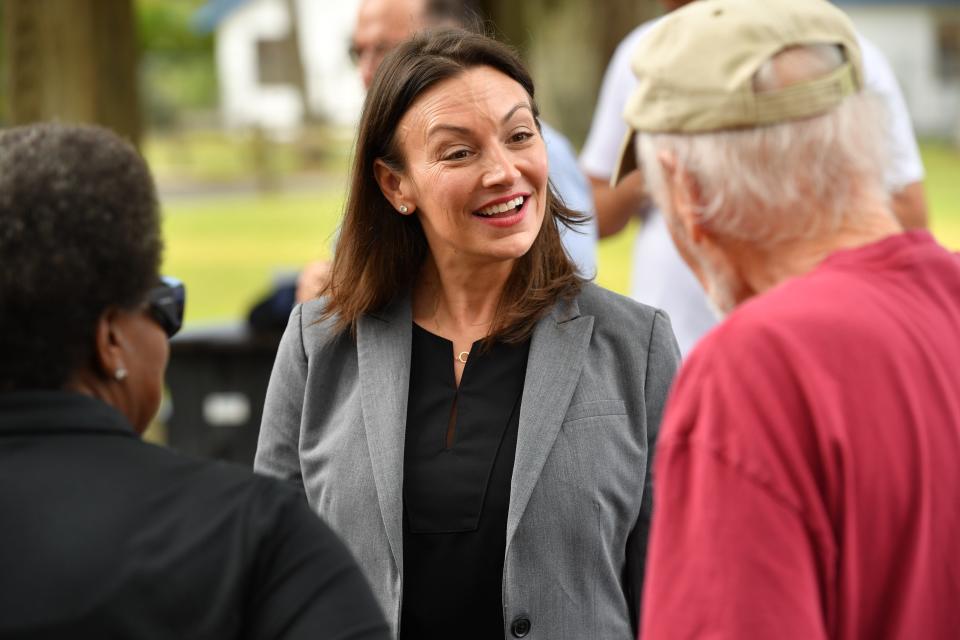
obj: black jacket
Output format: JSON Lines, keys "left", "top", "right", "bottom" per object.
{"left": 0, "top": 391, "right": 389, "bottom": 640}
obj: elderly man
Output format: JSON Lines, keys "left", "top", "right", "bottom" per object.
{"left": 581, "top": 0, "right": 927, "bottom": 357}
{"left": 349, "top": 0, "right": 431, "bottom": 89}
{"left": 614, "top": 0, "right": 960, "bottom": 638}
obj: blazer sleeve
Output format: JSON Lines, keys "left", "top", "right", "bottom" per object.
{"left": 255, "top": 304, "right": 308, "bottom": 487}
{"left": 625, "top": 309, "right": 681, "bottom": 628}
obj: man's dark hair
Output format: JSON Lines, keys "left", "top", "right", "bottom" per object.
{"left": 0, "top": 123, "right": 162, "bottom": 391}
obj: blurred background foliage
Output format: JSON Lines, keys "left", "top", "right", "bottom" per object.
{"left": 137, "top": 0, "right": 218, "bottom": 130}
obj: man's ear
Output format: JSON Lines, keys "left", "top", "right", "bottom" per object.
{"left": 658, "top": 150, "right": 706, "bottom": 244}
{"left": 373, "top": 159, "right": 415, "bottom": 215}
{"left": 93, "top": 308, "right": 125, "bottom": 380}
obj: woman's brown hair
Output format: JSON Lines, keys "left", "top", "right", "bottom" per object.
{"left": 323, "top": 27, "right": 585, "bottom": 342}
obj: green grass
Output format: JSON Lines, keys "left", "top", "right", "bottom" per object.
{"left": 595, "top": 220, "right": 638, "bottom": 295}
{"left": 163, "top": 190, "right": 346, "bottom": 324}
{"left": 922, "top": 141, "right": 960, "bottom": 249}
{"left": 161, "top": 142, "right": 960, "bottom": 325}
{"left": 145, "top": 132, "right": 303, "bottom": 183}
{"left": 144, "top": 128, "right": 355, "bottom": 184}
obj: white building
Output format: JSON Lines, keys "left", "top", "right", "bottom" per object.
{"left": 195, "top": 0, "right": 365, "bottom": 135}
{"left": 197, "top": 0, "right": 960, "bottom": 140}
{"left": 838, "top": 0, "right": 960, "bottom": 138}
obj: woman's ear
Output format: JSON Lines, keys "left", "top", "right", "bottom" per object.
{"left": 373, "top": 159, "right": 415, "bottom": 215}
{"left": 93, "top": 307, "right": 126, "bottom": 382}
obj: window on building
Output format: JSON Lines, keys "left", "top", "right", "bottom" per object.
{"left": 257, "top": 38, "right": 297, "bottom": 86}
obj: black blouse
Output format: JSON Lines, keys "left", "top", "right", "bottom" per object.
{"left": 400, "top": 324, "right": 530, "bottom": 639}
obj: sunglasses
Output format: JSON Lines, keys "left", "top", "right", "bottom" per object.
{"left": 146, "top": 276, "right": 185, "bottom": 338}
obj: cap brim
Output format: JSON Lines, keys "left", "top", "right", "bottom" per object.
{"left": 610, "top": 129, "right": 638, "bottom": 188}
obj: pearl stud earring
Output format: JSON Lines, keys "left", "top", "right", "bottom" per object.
{"left": 399, "top": 204, "right": 408, "bottom": 214}
{"left": 114, "top": 367, "right": 128, "bottom": 381}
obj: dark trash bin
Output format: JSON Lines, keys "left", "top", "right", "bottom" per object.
{"left": 164, "top": 323, "right": 282, "bottom": 466}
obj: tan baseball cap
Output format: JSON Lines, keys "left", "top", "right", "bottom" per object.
{"left": 611, "top": 0, "right": 863, "bottom": 186}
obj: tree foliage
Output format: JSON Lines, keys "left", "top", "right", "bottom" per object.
{"left": 136, "top": 0, "right": 218, "bottom": 127}
{"left": 137, "top": 0, "right": 213, "bottom": 57}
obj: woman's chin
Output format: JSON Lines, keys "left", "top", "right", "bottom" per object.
{"left": 480, "top": 223, "right": 542, "bottom": 260}
{"left": 473, "top": 237, "right": 538, "bottom": 263}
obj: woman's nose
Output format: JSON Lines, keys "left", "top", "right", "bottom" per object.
{"left": 481, "top": 146, "right": 521, "bottom": 188}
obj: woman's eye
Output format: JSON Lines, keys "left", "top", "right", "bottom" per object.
{"left": 443, "top": 149, "right": 471, "bottom": 161}
{"left": 510, "top": 131, "right": 534, "bottom": 144}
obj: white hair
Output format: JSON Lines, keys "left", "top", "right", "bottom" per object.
{"left": 638, "top": 44, "right": 891, "bottom": 248}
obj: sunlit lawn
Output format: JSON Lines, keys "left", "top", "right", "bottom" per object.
{"left": 162, "top": 142, "right": 960, "bottom": 325}
{"left": 921, "top": 141, "right": 960, "bottom": 248}
{"left": 163, "top": 190, "right": 345, "bottom": 324}
{"left": 144, "top": 128, "right": 354, "bottom": 183}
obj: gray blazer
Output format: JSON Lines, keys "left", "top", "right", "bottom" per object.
{"left": 255, "top": 282, "right": 680, "bottom": 639}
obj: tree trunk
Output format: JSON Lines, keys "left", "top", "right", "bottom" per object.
{"left": 474, "top": 0, "right": 661, "bottom": 147}
{"left": 3, "top": 0, "right": 142, "bottom": 145}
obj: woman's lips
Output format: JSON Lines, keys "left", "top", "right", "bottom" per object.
{"left": 475, "top": 194, "right": 525, "bottom": 216}
{"left": 472, "top": 195, "right": 528, "bottom": 228}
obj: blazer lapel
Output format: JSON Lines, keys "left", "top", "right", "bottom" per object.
{"left": 506, "top": 297, "right": 594, "bottom": 550}
{"left": 357, "top": 296, "right": 412, "bottom": 575}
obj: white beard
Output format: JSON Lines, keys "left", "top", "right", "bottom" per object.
{"left": 662, "top": 207, "right": 742, "bottom": 319}
{"left": 700, "top": 265, "right": 738, "bottom": 320}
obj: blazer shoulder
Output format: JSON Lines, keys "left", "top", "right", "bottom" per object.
{"left": 295, "top": 297, "right": 353, "bottom": 355}
{"left": 575, "top": 283, "right": 680, "bottom": 363}
{"left": 298, "top": 296, "right": 333, "bottom": 328}
{"left": 577, "top": 282, "right": 663, "bottom": 330}
{"left": 133, "top": 437, "right": 280, "bottom": 501}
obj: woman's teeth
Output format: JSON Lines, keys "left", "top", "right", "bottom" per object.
{"left": 476, "top": 196, "right": 524, "bottom": 216}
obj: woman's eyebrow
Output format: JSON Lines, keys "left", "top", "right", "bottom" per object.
{"left": 501, "top": 102, "right": 533, "bottom": 124}
{"left": 426, "top": 123, "right": 471, "bottom": 140}
{"left": 425, "top": 103, "right": 534, "bottom": 140}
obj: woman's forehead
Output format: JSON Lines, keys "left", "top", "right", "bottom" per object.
{"left": 400, "top": 66, "right": 534, "bottom": 138}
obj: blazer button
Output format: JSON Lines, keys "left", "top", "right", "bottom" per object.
{"left": 510, "top": 617, "right": 531, "bottom": 638}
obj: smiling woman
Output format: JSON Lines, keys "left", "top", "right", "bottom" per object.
{"left": 374, "top": 64, "right": 553, "bottom": 366}
{"left": 255, "top": 28, "right": 682, "bottom": 640}
{"left": 379, "top": 67, "right": 546, "bottom": 244}
{"left": 328, "top": 29, "right": 584, "bottom": 353}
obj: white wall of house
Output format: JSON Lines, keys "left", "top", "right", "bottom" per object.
{"left": 215, "top": 0, "right": 364, "bottom": 135}
{"left": 216, "top": 0, "right": 302, "bottom": 132}
{"left": 297, "top": 0, "right": 365, "bottom": 126}
{"left": 846, "top": 5, "right": 960, "bottom": 137}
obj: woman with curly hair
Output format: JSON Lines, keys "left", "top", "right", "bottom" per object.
{"left": 0, "top": 123, "right": 388, "bottom": 639}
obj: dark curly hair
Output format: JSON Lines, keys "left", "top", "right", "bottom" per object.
{"left": 0, "top": 123, "right": 162, "bottom": 391}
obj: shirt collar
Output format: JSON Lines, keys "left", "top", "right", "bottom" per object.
{"left": 0, "top": 390, "right": 137, "bottom": 438}
{"left": 820, "top": 229, "right": 937, "bottom": 270}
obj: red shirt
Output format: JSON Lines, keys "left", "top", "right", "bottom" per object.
{"left": 641, "top": 231, "right": 960, "bottom": 640}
